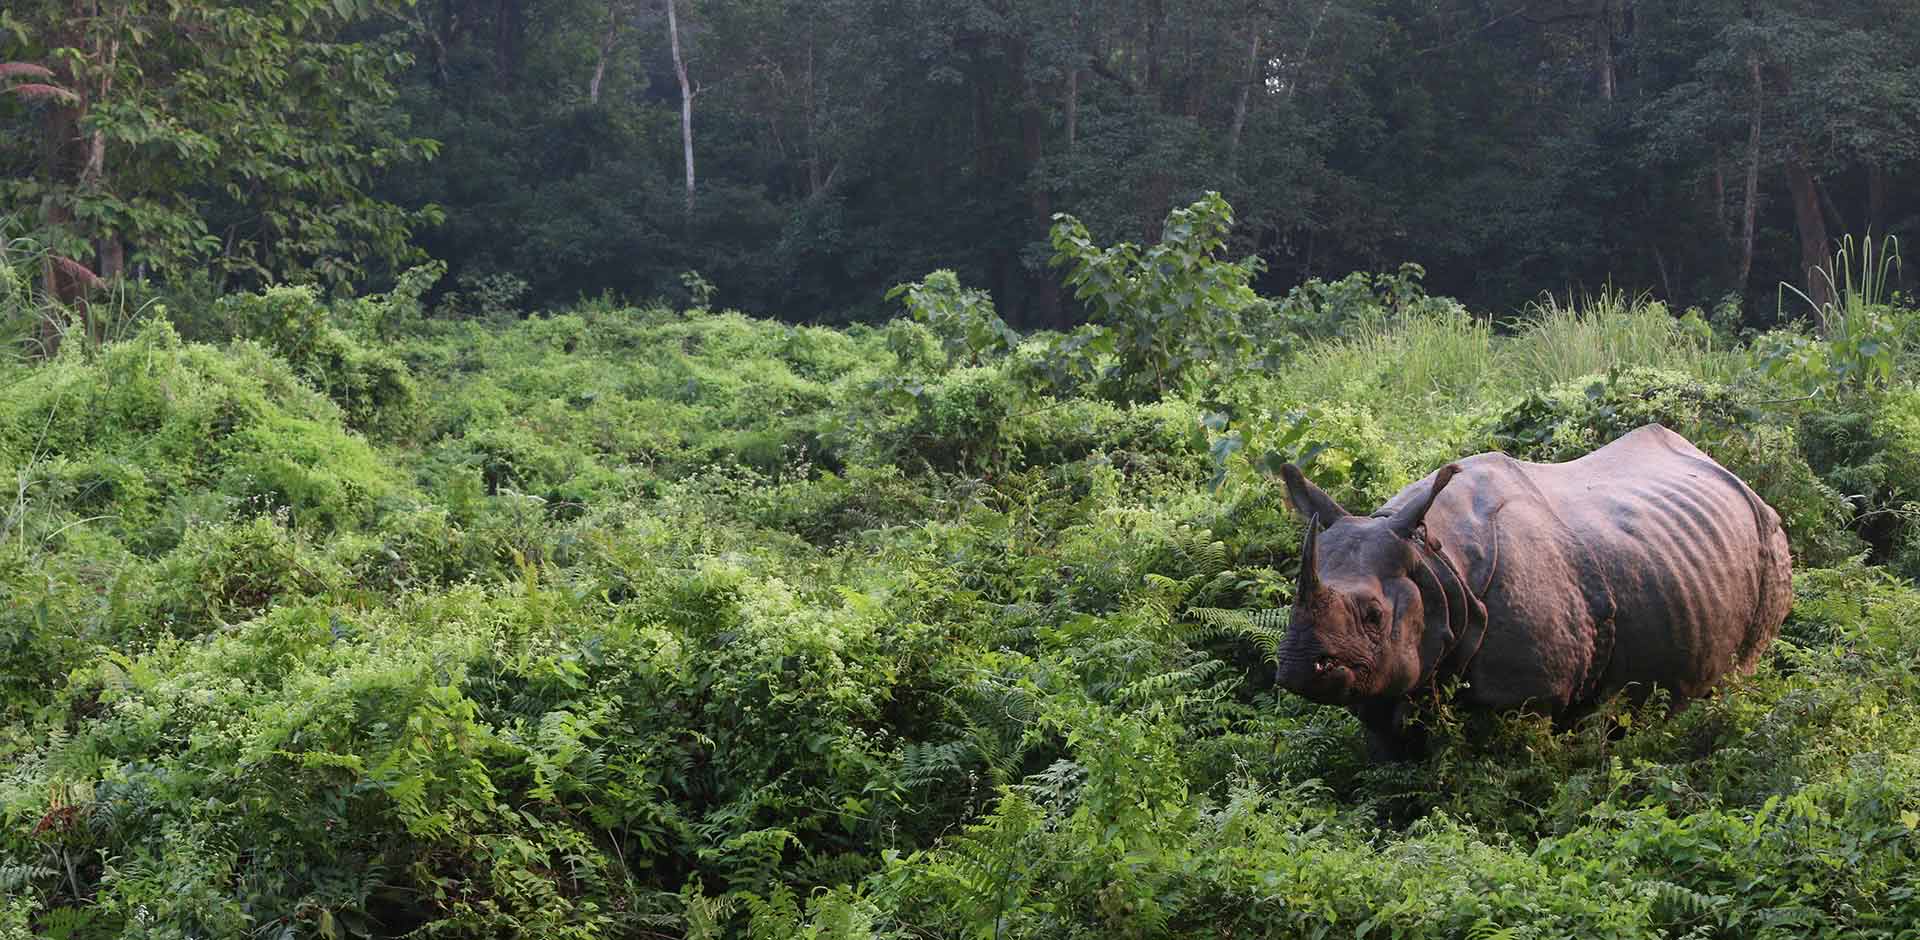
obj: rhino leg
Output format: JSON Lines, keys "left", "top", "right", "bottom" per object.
{"left": 1353, "top": 699, "right": 1429, "bottom": 762}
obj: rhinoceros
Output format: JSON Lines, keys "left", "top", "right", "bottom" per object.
{"left": 1273, "top": 424, "right": 1792, "bottom": 761}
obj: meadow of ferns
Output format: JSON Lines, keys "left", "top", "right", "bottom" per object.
{"left": 7, "top": 218, "right": 1920, "bottom": 938}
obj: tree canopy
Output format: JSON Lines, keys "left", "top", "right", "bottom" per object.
{"left": 0, "top": 0, "right": 438, "bottom": 301}
{"left": 5, "top": 0, "right": 1919, "bottom": 324}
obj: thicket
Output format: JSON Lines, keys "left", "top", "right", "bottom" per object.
{"left": 6, "top": 202, "right": 1920, "bottom": 938}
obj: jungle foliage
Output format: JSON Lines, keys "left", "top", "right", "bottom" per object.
{"left": 6, "top": 0, "right": 1920, "bottom": 326}
{"left": 5, "top": 194, "right": 1920, "bottom": 938}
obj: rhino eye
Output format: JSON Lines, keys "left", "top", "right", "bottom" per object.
{"left": 1362, "top": 604, "right": 1383, "bottom": 627}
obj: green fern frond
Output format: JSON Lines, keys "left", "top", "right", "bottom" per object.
{"left": 0, "top": 861, "right": 58, "bottom": 892}
{"left": 1190, "top": 606, "right": 1290, "bottom": 663}
{"left": 1465, "top": 917, "right": 1518, "bottom": 940}
{"left": 1181, "top": 536, "right": 1229, "bottom": 580}
{"left": 1647, "top": 881, "right": 1727, "bottom": 926}
{"left": 896, "top": 740, "right": 974, "bottom": 790}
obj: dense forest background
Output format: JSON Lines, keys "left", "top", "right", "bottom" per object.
{"left": 5, "top": 0, "right": 1920, "bottom": 324}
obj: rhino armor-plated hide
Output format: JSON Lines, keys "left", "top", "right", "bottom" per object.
{"left": 1274, "top": 424, "right": 1793, "bottom": 761}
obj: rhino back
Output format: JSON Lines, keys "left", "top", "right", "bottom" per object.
{"left": 1384, "top": 424, "right": 1791, "bottom": 709}
{"left": 1532, "top": 425, "right": 1790, "bottom": 699}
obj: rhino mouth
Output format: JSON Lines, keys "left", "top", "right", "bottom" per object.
{"left": 1277, "top": 650, "right": 1373, "bottom": 704}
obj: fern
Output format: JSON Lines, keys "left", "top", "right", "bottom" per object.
{"left": 37, "top": 905, "right": 96, "bottom": 940}
{"left": 1464, "top": 917, "right": 1519, "bottom": 940}
{"left": 1011, "top": 758, "right": 1087, "bottom": 823}
{"left": 681, "top": 879, "right": 740, "bottom": 940}
{"left": 1118, "top": 657, "right": 1229, "bottom": 707}
{"left": 1174, "top": 532, "right": 1229, "bottom": 581}
{"left": 895, "top": 740, "right": 974, "bottom": 791}
{"left": 0, "top": 860, "right": 57, "bottom": 893}
{"left": 1647, "top": 880, "right": 1727, "bottom": 927}
{"left": 917, "top": 790, "right": 1050, "bottom": 938}
{"left": 1190, "top": 605, "right": 1290, "bottom": 664}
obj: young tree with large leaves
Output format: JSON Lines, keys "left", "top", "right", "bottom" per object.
{"left": 0, "top": 0, "right": 439, "bottom": 334}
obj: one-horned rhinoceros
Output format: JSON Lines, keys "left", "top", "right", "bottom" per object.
{"left": 1274, "top": 424, "right": 1792, "bottom": 761}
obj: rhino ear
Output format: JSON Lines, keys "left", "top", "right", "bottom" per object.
{"left": 1279, "top": 463, "right": 1350, "bottom": 523}
{"left": 1388, "top": 463, "right": 1462, "bottom": 538}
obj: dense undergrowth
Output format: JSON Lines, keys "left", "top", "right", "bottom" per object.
{"left": 7, "top": 209, "right": 1920, "bottom": 938}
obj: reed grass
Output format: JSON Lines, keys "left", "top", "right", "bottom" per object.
{"left": 1503, "top": 288, "right": 1730, "bottom": 388}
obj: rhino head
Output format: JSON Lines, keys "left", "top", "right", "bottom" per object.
{"left": 1272, "top": 463, "right": 1462, "bottom": 706}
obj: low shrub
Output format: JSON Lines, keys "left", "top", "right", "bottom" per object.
{"left": 0, "top": 321, "right": 408, "bottom": 551}
{"left": 211, "top": 285, "right": 420, "bottom": 438}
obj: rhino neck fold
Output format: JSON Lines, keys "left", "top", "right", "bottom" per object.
{"left": 1410, "top": 531, "right": 1488, "bottom": 692}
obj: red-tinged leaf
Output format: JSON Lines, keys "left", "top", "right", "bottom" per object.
{"left": 0, "top": 61, "right": 55, "bottom": 80}
{"left": 51, "top": 254, "right": 103, "bottom": 289}
{"left": 5, "top": 82, "right": 79, "bottom": 104}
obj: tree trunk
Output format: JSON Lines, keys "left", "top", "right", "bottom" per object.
{"left": 588, "top": 0, "right": 620, "bottom": 104}
{"left": 1290, "top": 0, "right": 1333, "bottom": 99}
{"left": 1813, "top": 175, "right": 1847, "bottom": 235}
{"left": 493, "top": 0, "right": 521, "bottom": 89}
{"left": 804, "top": 35, "right": 827, "bottom": 197}
{"left": 1145, "top": 0, "right": 1165, "bottom": 109}
{"left": 97, "top": 237, "right": 124, "bottom": 280}
{"left": 1228, "top": 27, "right": 1261, "bottom": 172}
{"left": 1867, "top": 164, "right": 1888, "bottom": 235}
{"left": 1064, "top": 66, "right": 1079, "bottom": 153}
{"left": 36, "top": 27, "right": 93, "bottom": 356}
{"left": 1012, "top": 37, "right": 1060, "bottom": 329}
{"left": 1593, "top": 0, "right": 1615, "bottom": 102}
{"left": 1766, "top": 61, "right": 1833, "bottom": 322}
{"left": 666, "top": 0, "right": 694, "bottom": 213}
{"left": 1064, "top": 0, "right": 1081, "bottom": 153}
{"left": 970, "top": 51, "right": 1012, "bottom": 306}
{"left": 1138, "top": 0, "right": 1170, "bottom": 242}
{"left": 1783, "top": 148, "right": 1833, "bottom": 320}
{"left": 421, "top": 3, "right": 453, "bottom": 86}
{"left": 1712, "top": 162, "right": 1728, "bottom": 244}
{"left": 970, "top": 55, "right": 994, "bottom": 181}
{"left": 1141, "top": 173, "right": 1173, "bottom": 244}
{"left": 1735, "top": 55, "right": 1761, "bottom": 292}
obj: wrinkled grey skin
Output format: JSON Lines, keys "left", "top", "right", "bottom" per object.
{"left": 1275, "top": 424, "right": 1793, "bottom": 762}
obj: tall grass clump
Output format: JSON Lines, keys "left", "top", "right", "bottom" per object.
{"left": 1785, "top": 233, "right": 1902, "bottom": 339}
{"left": 1504, "top": 289, "right": 1729, "bottom": 388}
{"left": 1773, "top": 234, "right": 1913, "bottom": 391}
{"left": 0, "top": 221, "right": 53, "bottom": 364}
{"left": 1345, "top": 304, "right": 1501, "bottom": 403}
{"left": 1266, "top": 305, "right": 1502, "bottom": 441}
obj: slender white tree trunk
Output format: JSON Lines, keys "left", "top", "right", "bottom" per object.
{"left": 1593, "top": 0, "right": 1615, "bottom": 102}
{"left": 589, "top": 0, "right": 619, "bottom": 104}
{"left": 667, "top": 0, "right": 694, "bottom": 212}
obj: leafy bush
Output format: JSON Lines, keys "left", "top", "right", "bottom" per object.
{"left": 886, "top": 269, "right": 1018, "bottom": 371}
{"left": 1048, "top": 192, "right": 1272, "bottom": 403}
{"left": 0, "top": 321, "right": 406, "bottom": 550}
{"left": 211, "top": 285, "right": 420, "bottom": 438}
{"left": 1799, "top": 386, "right": 1920, "bottom": 577}
{"left": 1270, "top": 261, "right": 1455, "bottom": 341}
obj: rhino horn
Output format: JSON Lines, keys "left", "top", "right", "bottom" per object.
{"left": 1388, "top": 463, "right": 1462, "bottom": 538}
{"left": 1297, "top": 514, "right": 1323, "bottom": 597}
